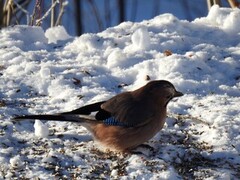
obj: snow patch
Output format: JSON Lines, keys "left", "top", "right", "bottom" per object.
{"left": 45, "top": 25, "right": 72, "bottom": 43}
{"left": 34, "top": 120, "right": 49, "bottom": 138}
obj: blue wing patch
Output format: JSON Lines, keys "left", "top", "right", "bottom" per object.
{"left": 103, "top": 117, "right": 134, "bottom": 127}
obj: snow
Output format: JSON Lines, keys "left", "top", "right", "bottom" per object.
{"left": 0, "top": 5, "right": 240, "bottom": 179}
{"left": 45, "top": 26, "right": 72, "bottom": 44}
{"left": 131, "top": 27, "right": 151, "bottom": 50}
{"left": 34, "top": 120, "right": 49, "bottom": 138}
{"left": 9, "top": 155, "right": 24, "bottom": 169}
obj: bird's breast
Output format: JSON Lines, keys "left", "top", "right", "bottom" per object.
{"left": 90, "top": 111, "right": 167, "bottom": 152}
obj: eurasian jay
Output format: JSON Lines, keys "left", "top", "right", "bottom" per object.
{"left": 14, "top": 80, "right": 183, "bottom": 152}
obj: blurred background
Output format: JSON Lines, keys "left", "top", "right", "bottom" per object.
{"left": 0, "top": 0, "right": 239, "bottom": 36}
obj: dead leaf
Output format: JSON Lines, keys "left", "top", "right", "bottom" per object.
{"left": 164, "top": 50, "right": 172, "bottom": 56}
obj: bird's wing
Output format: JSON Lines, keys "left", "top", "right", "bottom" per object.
{"left": 101, "top": 92, "right": 155, "bottom": 127}
{"left": 14, "top": 93, "right": 154, "bottom": 127}
{"left": 62, "top": 101, "right": 106, "bottom": 115}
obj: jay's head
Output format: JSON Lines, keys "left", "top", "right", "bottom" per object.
{"left": 138, "top": 80, "right": 183, "bottom": 107}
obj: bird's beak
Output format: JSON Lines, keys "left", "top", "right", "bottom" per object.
{"left": 174, "top": 91, "right": 184, "bottom": 97}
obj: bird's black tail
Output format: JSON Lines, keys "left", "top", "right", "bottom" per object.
{"left": 13, "top": 114, "right": 95, "bottom": 123}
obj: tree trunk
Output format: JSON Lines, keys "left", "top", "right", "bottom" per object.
{"left": 74, "top": 0, "right": 82, "bottom": 35}
{"left": 118, "top": 0, "right": 125, "bottom": 23}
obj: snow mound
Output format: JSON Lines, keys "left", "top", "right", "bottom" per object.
{"left": 34, "top": 120, "right": 49, "bottom": 138}
{"left": 205, "top": 5, "right": 240, "bottom": 34}
{"left": 45, "top": 25, "right": 72, "bottom": 43}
